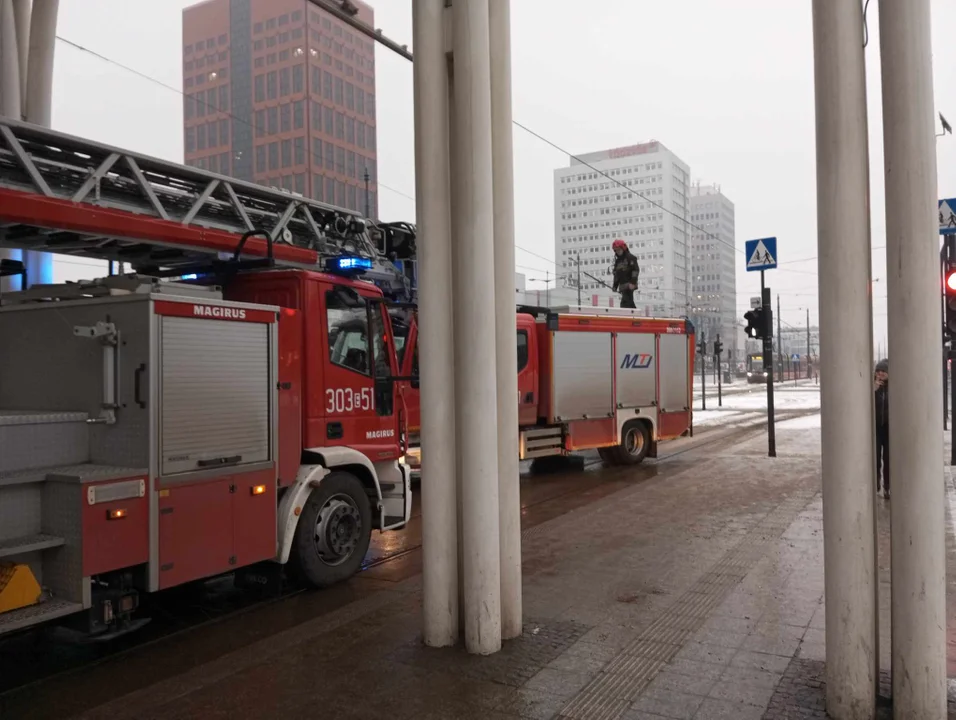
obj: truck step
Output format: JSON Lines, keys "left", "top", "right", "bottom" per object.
{"left": 0, "top": 597, "right": 84, "bottom": 636}
{"left": 0, "top": 534, "right": 65, "bottom": 559}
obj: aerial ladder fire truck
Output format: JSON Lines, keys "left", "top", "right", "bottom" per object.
{"left": 0, "top": 118, "right": 413, "bottom": 637}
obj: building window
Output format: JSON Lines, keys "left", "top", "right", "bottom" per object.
{"left": 324, "top": 106, "right": 334, "bottom": 136}
{"left": 255, "top": 56, "right": 264, "bottom": 68}
{"left": 219, "top": 118, "right": 229, "bottom": 145}
{"left": 335, "top": 111, "right": 344, "bottom": 140}
{"left": 293, "top": 64, "right": 304, "bottom": 93}
{"left": 312, "top": 100, "right": 322, "bottom": 131}
{"left": 184, "top": 94, "right": 195, "bottom": 120}
{"left": 278, "top": 13, "right": 289, "bottom": 25}
{"left": 323, "top": 72, "right": 332, "bottom": 100}
{"left": 218, "top": 85, "right": 229, "bottom": 113}
{"left": 291, "top": 9, "right": 302, "bottom": 21}
{"left": 206, "top": 88, "right": 217, "bottom": 113}
{"left": 208, "top": 154, "right": 219, "bottom": 173}
{"left": 254, "top": 22, "right": 263, "bottom": 34}
{"left": 280, "top": 49, "right": 290, "bottom": 62}
{"left": 294, "top": 136, "right": 305, "bottom": 165}
{"left": 220, "top": 152, "right": 229, "bottom": 176}
{"left": 324, "top": 143, "right": 335, "bottom": 171}
{"left": 295, "top": 173, "right": 305, "bottom": 194}
{"left": 255, "top": 110, "right": 266, "bottom": 137}
{"left": 185, "top": 126, "right": 195, "bottom": 153}
{"left": 256, "top": 145, "right": 266, "bottom": 173}
{"left": 269, "top": 142, "right": 279, "bottom": 170}
{"left": 347, "top": 184, "right": 356, "bottom": 210}
{"left": 326, "top": 176, "right": 336, "bottom": 202}
{"left": 255, "top": 75, "right": 265, "bottom": 102}
{"left": 313, "top": 174, "right": 323, "bottom": 201}
{"left": 197, "top": 124, "right": 207, "bottom": 150}
{"left": 293, "top": 100, "right": 304, "bottom": 129}
{"left": 356, "top": 120, "right": 366, "bottom": 149}
{"left": 218, "top": 33, "right": 227, "bottom": 45}
{"left": 335, "top": 147, "right": 345, "bottom": 176}
{"left": 312, "top": 138, "right": 322, "bottom": 166}
{"left": 280, "top": 103, "right": 291, "bottom": 132}
{"left": 279, "top": 32, "right": 290, "bottom": 44}
{"left": 346, "top": 150, "right": 355, "bottom": 179}
{"left": 267, "top": 71, "right": 277, "bottom": 99}
{"left": 355, "top": 87, "right": 364, "bottom": 115}
{"left": 266, "top": 35, "right": 276, "bottom": 48}
{"left": 346, "top": 117, "right": 355, "bottom": 145}
{"left": 345, "top": 82, "right": 354, "bottom": 111}
{"left": 281, "top": 139, "right": 292, "bottom": 167}
{"left": 336, "top": 180, "right": 345, "bottom": 206}
{"left": 267, "top": 106, "right": 278, "bottom": 134}
{"left": 334, "top": 77, "right": 343, "bottom": 104}
{"left": 311, "top": 66, "right": 321, "bottom": 94}
{"left": 280, "top": 67, "right": 290, "bottom": 96}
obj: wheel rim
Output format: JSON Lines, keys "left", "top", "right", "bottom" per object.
{"left": 313, "top": 494, "right": 362, "bottom": 567}
{"left": 624, "top": 427, "right": 645, "bottom": 456}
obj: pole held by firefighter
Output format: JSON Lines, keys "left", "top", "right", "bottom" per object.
{"left": 811, "top": 0, "right": 878, "bottom": 715}
{"left": 489, "top": 0, "right": 522, "bottom": 642}
{"left": 879, "top": 0, "right": 947, "bottom": 715}
{"left": 412, "top": 0, "right": 459, "bottom": 649}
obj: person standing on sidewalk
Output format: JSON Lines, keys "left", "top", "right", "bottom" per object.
{"left": 611, "top": 239, "right": 639, "bottom": 309}
{"left": 874, "top": 358, "right": 889, "bottom": 499}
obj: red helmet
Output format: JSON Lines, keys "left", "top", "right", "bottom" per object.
{"left": 612, "top": 239, "right": 627, "bottom": 250}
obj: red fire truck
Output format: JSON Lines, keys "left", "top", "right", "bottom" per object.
{"left": 394, "top": 306, "right": 695, "bottom": 472}
{"left": 0, "top": 119, "right": 411, "bottom": 637}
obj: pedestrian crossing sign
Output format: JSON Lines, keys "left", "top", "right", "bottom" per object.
{"left": 745, "top": 237, "right": 778, "bottom": 272}
{"left": 940, "top": 199, "right": 956, "bottom": 235}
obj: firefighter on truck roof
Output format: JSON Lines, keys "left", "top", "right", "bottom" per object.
{"left": 612, "top": 239, "right": 640, "bottom": 309}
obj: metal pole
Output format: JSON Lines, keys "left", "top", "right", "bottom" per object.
{"left": 546, "top": 270, "right": 550, "bottom": 307}
{"left": 451, "top": 0, "right": 501, "bottom": 655}
{"left": 576, "top": 253, "right": 581, "bottom": 307}
{"left": 363, "top": 167, "right": 370, "bottom": 219}
{"left": 950, "top": 348, "right": 955, "bottom": 466}
{"left": 412, "top": 0, "right": 458, "bottom": 649}
{"left": 716, "top": 334, "right": 722, "bottom": 407}
{"left": 489, "top": 0, "right": 522, "bottom": 642}
{"left": 762, "top": 275, "right": 776, "bottom": 458}
{"left": 806, "top": 307, "right": 811, "bottom": 379}
{"left": 879, "top": 0, "right": 946, "bottom": 714}
{"left": 699, "top": 331, "right": 706, "bottom": 412}
{"left": 811, "top": 3, "right": 878, "bottom": 714}
{"left": 776, "top": 293, "right": 783, "bottom": 377}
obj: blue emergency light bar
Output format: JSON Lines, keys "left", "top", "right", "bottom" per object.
{"left": 326, "top": 255, "right": 374, "bottom": 274}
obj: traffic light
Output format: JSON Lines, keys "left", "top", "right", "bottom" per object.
{"left": 744, "top": 307, "right": 765, "bottom": 340}
{"left": 946, "top": 262, "right": 956, "bottom": 337}
{"left": 698, "top": 338, "right": 707, "bottom": 356}
{"left": 713, "top": 338, "right": 723, "bottom": 356}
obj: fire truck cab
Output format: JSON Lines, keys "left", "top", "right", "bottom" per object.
{"left": 396, "top": 306, "right": 695, "bottom": 471}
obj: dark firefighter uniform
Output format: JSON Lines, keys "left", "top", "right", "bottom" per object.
{"left": 612, "top": 250, "right": 640, "bottom": 308}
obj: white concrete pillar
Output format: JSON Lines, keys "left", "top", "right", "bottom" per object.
{"left": 488, "top": 0, "right": 522, "bottom": 642}
{"left": 451, "top": 0, "right": 502, "bottom": 655}
{"left": 878, "top": 1, "right": 947, "bottom": 717}
{"left": 21, "top": 0, "right": 55, "bottom": 288}
{"left": 0, "top": 0, "right": 20, "bottom": 119}
{"left": 12, "top": 0, "right": 29, "bottom": 110}
{"left": 810, "top": 2, "right": 878, "bottom": 717}
{"left": 24, "top": 0, "right": 55, "bottom": 126}
{"left": 412, "top": 0, "right": 459, "bottom": 649}
{"left": 0, "top": 0, "right": 21, "bottom": 293}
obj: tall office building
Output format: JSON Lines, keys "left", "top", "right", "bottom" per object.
{"left": 553, "top": 141, "right": 692, "bottom": 315}
{"left": 689, "top": 183, "right": 736, "bottom": 353}
{"left": 182, "top": 0, "right": 378, "bottom": 217}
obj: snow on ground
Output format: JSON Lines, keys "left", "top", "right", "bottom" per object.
{"left": 777, "top": 413, "right": 822, "bottom": 429}
{"left": 694, "top": 410, "right": 763, "bottom": 428}
{"left": 694, "top": 382, "right": 820, "bottom": 412}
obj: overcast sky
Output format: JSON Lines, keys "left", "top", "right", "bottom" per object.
{"left": 51, "top": 0, "right": 956, "bottom": 347}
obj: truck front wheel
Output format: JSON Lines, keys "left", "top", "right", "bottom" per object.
{"left": 603, "top": 422, "right": 651, "bottom": 466}
{"left": 291, "top": 471, "right": 372, "bottom": 588}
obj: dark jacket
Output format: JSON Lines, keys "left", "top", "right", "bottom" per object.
{"left": 875, "top": 382, "right": 888, "bottom": 432}
{"left": 612, "top": 251, "right": 640, "bottom": 292}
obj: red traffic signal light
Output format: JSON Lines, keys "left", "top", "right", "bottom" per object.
{"left": 946, "top": 270, "right": 956, "bottom": 294}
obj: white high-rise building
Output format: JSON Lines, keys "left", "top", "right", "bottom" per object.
{"left": 553, "top": 141, "right": 691, "bottom": 315}
{"left": 689, "top": 183, "right": 736, "bottom": 356}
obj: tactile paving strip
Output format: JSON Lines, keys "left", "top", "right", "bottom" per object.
{"left": 557, "top": 489, "right": 817, "bottom": 720}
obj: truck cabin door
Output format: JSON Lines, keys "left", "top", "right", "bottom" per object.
{"left": 324, "top": 285, "right": 400, "bottom": 457}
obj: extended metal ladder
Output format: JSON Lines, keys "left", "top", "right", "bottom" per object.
{"left": 0, "top": 117, "right": 413, "bottom": 296}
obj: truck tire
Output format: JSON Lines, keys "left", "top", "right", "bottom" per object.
{"left": 291, "top": 471, "right": 372, "bottom": 588}
{"left": 605, "top": 421, "right": 651, "bottom": 466}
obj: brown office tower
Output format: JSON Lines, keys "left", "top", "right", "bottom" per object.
{"left": 182, "top": 0, "right": 378, "bottom": 218}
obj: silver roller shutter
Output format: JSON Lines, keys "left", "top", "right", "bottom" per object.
{"left": 160, "top": 315, "right": 271, "bottom": 476}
